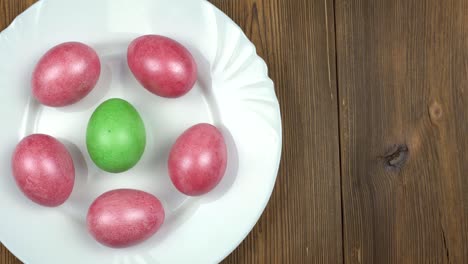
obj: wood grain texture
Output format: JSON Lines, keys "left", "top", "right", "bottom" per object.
{"left": 2, "top": 0, "right": 468, "bottom": 263}
{"left": 335, "top": 0, "right": 468, "bottom": 263}
{"left": 0, "top": 246, "right": 20, "bottom": 264}
{"left": 209, "top": 0, "right": 343, "bottom": 263}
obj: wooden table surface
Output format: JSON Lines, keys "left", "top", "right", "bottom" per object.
{"left": 1, "top": 0, "right": 467, "bottom": 263}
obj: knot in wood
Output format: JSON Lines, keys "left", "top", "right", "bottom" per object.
{"left": 429, "top": 101, "right": 443, "bottom": 123}
{"left": 382, "top": 144, "right": 409, "bottom": 171}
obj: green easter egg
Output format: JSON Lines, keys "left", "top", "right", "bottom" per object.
{"left": 86, "top": 98, "right": 146, "bottom": 173}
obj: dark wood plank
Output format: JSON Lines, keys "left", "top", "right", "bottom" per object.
{"left": 335, "top": 0, "right": 468, "bottom": 263}
{"left": 209, "top": 0, "right": 343, "bottom": 263}
{"left": 0, "top": 0, "right": 36, "bottom": 30}
{"left": 0, "top": 245, "right": 21, "bottom": 264}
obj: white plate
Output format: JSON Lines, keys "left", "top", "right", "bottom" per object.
{"left": 0, "top": 0, "right": 282, "bottom": 263}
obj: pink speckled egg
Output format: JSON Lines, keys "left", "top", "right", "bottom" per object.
{"left": 87, "top": 189, "right": 165, "bottom": 248}
{"left": 168, "top": 123, "right": 227, "bottom": 196}
{"left": 11, "top": 134, "right": 75, "bottom": 207}
{"left": 127, "top": 35, "right": 197, "bottom": 98}
{"left": 32, "top": 42, "right": 101, "bottom": 107}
